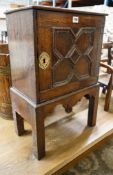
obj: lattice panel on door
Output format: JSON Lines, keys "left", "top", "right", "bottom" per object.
{"left": 52, "top": 27, "right": 95, "bottom": 87}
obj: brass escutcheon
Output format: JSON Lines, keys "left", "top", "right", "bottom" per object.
{"left": 39, "top": 52, "right": 50, "bottom": 70}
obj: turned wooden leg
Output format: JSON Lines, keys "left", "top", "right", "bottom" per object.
{"left": 13, "top": 111, "right": 24, "bottom": 136}
{"left": 87, "top": 87, "right": 99, "bottom": 127}
{"left": 32, "top": 109, "right": 45, "bottom": 160}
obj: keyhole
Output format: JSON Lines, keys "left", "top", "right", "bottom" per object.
{"left": 43, "top": 58, "right": 46, "bottom": 64}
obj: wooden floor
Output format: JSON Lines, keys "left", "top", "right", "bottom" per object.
{"left": 0, "top": 96, "right": 113, "bottom": 175}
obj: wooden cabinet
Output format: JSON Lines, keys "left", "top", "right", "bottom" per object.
{"left": 6, "top": 6, "right": 106, "bottom": 160}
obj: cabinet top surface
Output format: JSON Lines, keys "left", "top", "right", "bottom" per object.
{"left": 5, "top": 5, "right": 107, "bottom": 16}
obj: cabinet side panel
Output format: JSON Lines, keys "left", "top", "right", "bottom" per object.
{"left": 6, "top": 10, "right": 38, "bottom": 103}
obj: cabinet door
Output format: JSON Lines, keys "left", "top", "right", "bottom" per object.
{"left": 52, "top": 26, "right": 96, "bottom": 87}
{"left": 37, "top": 11, "right": 105, "bottom": 101}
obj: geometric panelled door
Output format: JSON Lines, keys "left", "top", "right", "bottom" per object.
{"left": 53, "top": 27, "right": 95, "bottom": 87}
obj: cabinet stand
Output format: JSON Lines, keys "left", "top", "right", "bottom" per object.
{"left": 11, "top": 84, "right": 99, "bottom": 160}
